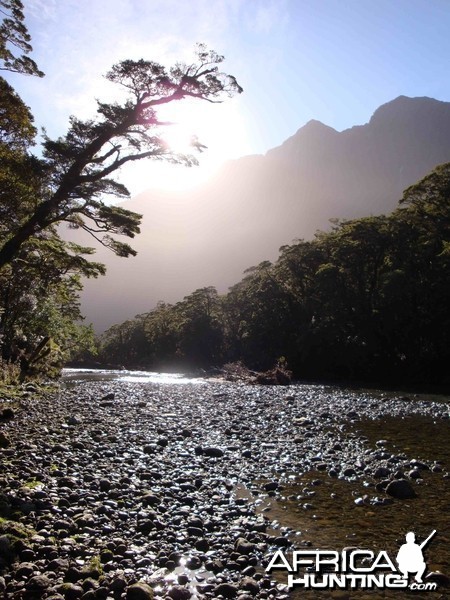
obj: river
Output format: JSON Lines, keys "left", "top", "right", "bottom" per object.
{"left": 59, "top": 369, "right": 450, "bottom": 599}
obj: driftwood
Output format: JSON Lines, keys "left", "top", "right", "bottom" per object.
{"left": 221, "top": 361, "right": 292, "bottom": 385}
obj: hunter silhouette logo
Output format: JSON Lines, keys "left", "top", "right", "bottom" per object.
{"left": 396, "top": 530, "right": 436, "bottom": 583}
{"left": 266, "top": 530, "right": 439, "bottom": 591}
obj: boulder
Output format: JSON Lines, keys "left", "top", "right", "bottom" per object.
{"left": 385, "top": 479, "right": 416, "bottom": 499}
{"left": 126, "top": 582, "right": 154, "bottom": 600}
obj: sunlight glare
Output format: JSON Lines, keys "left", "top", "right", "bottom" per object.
{"left": 124, "top": 98, "right": 252, "bottom": 194}
{"left": 162, "top": 122, "right": 198, "bottom": 156}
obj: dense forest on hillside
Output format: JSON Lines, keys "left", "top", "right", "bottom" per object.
{"left": 97, "top": 163, "right": 450, "bottom": 386}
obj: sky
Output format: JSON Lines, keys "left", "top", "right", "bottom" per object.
{"left": 6, "top": 0, "right": 450, "bottom": 193}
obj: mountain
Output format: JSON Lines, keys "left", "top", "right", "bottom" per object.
{"left": 75, "top": 96, "right": 450, "bottom": 331}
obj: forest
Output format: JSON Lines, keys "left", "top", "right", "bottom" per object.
{"left": 97, "top": 166, "right": 450, "bottom": 386}
{"left": 1, "top": 2, "right": 449, "bottom": 387}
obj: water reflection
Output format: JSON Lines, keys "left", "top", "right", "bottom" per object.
{"left": 61, "top": 368, "right": 207, "bottom": 385}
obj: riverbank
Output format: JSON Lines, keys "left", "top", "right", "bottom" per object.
{"left": 0, "top": 377, "right": 449, "bottom": 598}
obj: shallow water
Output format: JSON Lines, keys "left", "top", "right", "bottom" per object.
{"left": 260, "top": 414, "right": 450, "bottom": 598}
{"left": 62, "top": 367, "right": 207, "bottom": 385}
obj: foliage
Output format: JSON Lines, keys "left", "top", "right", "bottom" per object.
{"left": 0, "top": 356, "right": 20, "bottom": 385}
{"left": 98, "top": 163, "right": 450, "bottom": 386}
{"left": 0, "top": 3, "right": 241, "bottom": 379}
{"left": 98, "top": 287, "right": 225, "bottom": 369}
{"left": 0, "top": 43, "right": 242, "bottom": 268}
{"left": 0, "top": 0, "right": 44, "bottom": 76}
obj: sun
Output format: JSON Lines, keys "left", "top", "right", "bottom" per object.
{"left": 162, "top": 122, "right": 198, "bottom": 156}
{"left": 124, "top": 98, "right": 252, "bottom": 193}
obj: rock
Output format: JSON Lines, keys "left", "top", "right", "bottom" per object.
{"left": 99, "top": 479, "right": 111, "bottom": 492}
{"left": 0, "top": 534, "right": 13, "bottom": 560}
{"left": 273, "top": 536, "right": 290, "bottom": 547}
{"left": 385, "top": 479, "right": 416, "bottom": 499}
{"left": 263, "top": 481, "right": 279, "bottom": 491}
{"left": 79, "top": 592, "right": 96, "bottom": 600}
{"left": 187, "top": 516, "right": 203, "bottom": 528}
{"left": 347, "top": 411, "right": 359, "bottom": 419}
{"left": 0, "top": 431, "right": 10, "bottom": 448}
{"left": 343, "top": 467, "right": 357, "bottom": 477}
{"left": 110, "top": 577, "right": 127, "bottom": 592}
{"left": 26, "top": 574, "right": 52, "bottom": 592}
{"left": 195, "top": 538, "right": 209, "bottom": 552}
{"left": 0, "top": 576, "right": 5, "bottom": 593}
{"left": 47, "top": 558, "right": 68, "bottom": 571}
{"left": 64, "top": 566, "right": 83, "bottom": 582}
{"left": 16, "top": 561, "right": 36, "bottom": 577}
{"left": 141, "top": 493, "right": 160, "bottom": 506}
{"left": 425, "top": 571, "right": 450, "bottom": 586}
{"left": 0, "top": 407, "right": 15, "bottom": 419}
{"left": 126, "top": 582, "right": 154, "bottom": 600}
{"left": 168, "top": 585, "right": 192, "bottom": 600}
{"left": 410, "top": 459, "right": 429, "bottom": 470}
{"left": 408, "top": 469, "right": 422, "bottom": 479}
{"left": 202, "top": 447, "right": 224, "bottom": 457}
{"left": 354, "top": 496, "right": 369, "bottom": 506}
{"left": 186, "top": 555, "right": 202, "bottom": 569}
{"left": 214, "top": 582, "right": 238, "bottom": 598}
{"left": 55, "top": 582, "right": 84, "bottom": 599}
{"left": 100, "top": 548, "right": 114, "bottom": 565}
{"left": 1, "top": 369, "right": 447, "bottom": 600}
{"left": 235, "top": 537, "right": 256, "bottom": 555}
{"left": 240, "top": 577, "right": 260, "bottom": 595}
{"left": 373, "top": 467, "right": 391, "bottom": 479}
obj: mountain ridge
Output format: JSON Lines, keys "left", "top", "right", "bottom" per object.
{"left": 74, "top": 96, "right": 450, "bottom": 331}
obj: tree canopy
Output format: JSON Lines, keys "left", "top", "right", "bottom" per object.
{"left": 96, "top": 163, "right": 450, "bottom": 387}
{"left": 0, "top": 43, "right": 243, "bottom": 268}
{"left": 0, "top": 0, "right": 44, "bottom": 76}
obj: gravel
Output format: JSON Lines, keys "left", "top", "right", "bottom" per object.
{"left": 0, "top": 377, "right": 448, "bottom": 598}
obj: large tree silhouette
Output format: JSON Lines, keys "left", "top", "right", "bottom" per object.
{"left": 0, "top": 44, "right": 242, "bottom": 268}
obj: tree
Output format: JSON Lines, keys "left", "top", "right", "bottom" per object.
{"left": 224, "top": 261, "right": 293, "bottom": 369}
{"left": 1, "top": 17, "right": 241, "bottom": 377}
{"left": 143, "top": 302, "right": 179, "bottom": 364}
{"left": 0, "top": 0, "right": 44, "bottom": 76}
{"left": 0, "top": 44, "right": 242, "bottom": 268}
{"left": 0, "top": 77, "right": 36, "bottom": 147}
{"left": 176, "top": 287, "right": 224, "bottom": 366}
{"left": 99, "top": 315, "right": 150, "bottom": 367}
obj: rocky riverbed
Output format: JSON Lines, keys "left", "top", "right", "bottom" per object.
{"left": 0, "top": 376, "right": 449, "bottom": 599}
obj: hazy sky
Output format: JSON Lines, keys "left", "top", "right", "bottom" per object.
{"left": 6, "top": 0, "right": 450, "bottom": 192}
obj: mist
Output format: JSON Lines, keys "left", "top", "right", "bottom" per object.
{"left": 75, "top": 96, "right": 450, "bottom": 332}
